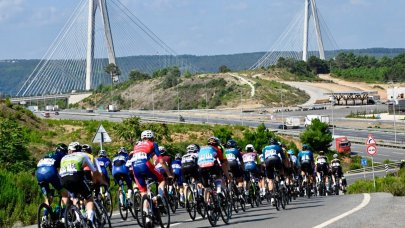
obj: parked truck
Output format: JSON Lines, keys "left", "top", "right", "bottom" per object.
{"left": 336, "top": 137, "right": 351, "bottom": 154}
{"left": 108, "top": 104, "right": 119, "bottom": 112}
{"left": 304, "top": 115, "right": 330, "bottom": 127}
{"left": 285, "top": 116, "right": 301, "bottom": 129}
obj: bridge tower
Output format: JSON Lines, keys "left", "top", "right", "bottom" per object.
{"left": 86, "top": 0, "right": 116, "bottom": 91}
{"left": 303, "top": 0, "right": 325, "bottom": 62}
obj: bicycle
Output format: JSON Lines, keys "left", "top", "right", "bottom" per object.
{"left": 96, "top": 185, "right": 113, "bottom": 218}
{"left": 184, "top": 176, "right": 206, "bottom": 220}
{"left": 37, "top": 188, "right": 63, "bottom": 228}
{"left": 165, "top": 178, "right": 178, "bottom": 214}
{"left": 227, "top": 172, "right": 245, "bottom": 213}
{"left": 272, "top": 169, "right": 286, "bottom": 210}
{"left": 246, "top": 172, "right": 260, "bottom": 208}
{"left": 140, "top": 178, "right": 170, "bottom": 228}
{"left": 317, "top": 170, "right": 327, "bottom": 196}
{"left": 64, "top": 182, "right": 111, "bottom": 228}
{"left": 204, "top": 173, "right": 231, "bottom": 227}
{"left": 117, "top": 178, "right": 136, "bottom": 221}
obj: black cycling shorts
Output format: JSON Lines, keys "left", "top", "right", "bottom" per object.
{"left": 332, "top": 166, "right": 343, "bottom": 178}
{"left": 182, "top": 164, "right": 200, "bottom": 183}
{"left": 198, "top": 163, "right": 221, "bottom": 188}
{"left": 265, "top": 157, "right": 282, "bottom": 180}
{"left": 300, "top": 162, "right": 314, "bottom": 175}
{"left": 61, "top": 173, "right": 92, "bottom": 200}
{"left": 229, "top": 162, "right": 243, "bottom": 179}
{"left": 316, "top": 163, "right": 330, "bottom": 175}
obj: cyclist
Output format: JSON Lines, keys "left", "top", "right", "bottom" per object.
{"left": 36, "top": 143, "right": 69, "bottom": 208}
{"left": 172, "top": 153, "right": 184, "bottom": 203}
{"left": 330, "top": 154, "right": 346, "bottom": 192}
{"left": 59, "top": 142, "right": 104, "bottom": 226}
{"left": 225, "top": 139, "right": 244, "bottom": 194}
{"left": 258, "top": 152, "right": 267, "bottom": 197}
{"left": 131, "top": 130, "right": 173, "bottom": 199}
{"left": 112, "top": 147, "right": 134, "bottom": 206}
{"left": 197, "top": 137, "right": 230, "bottom": 202}
{"left": 297, "top": 144, "right": 315, "bottom": 190}
{"left": 262, "top": 138, "right": 285, "bottom": 205}
{"left": 315, "top": 151, "right": 330, "bottom": 192}
{"left": 181, "top": 144, "right": 201, "bottom": 195}
{"left": 81, "top": 144, "right": 95, "bottom": 181}
{"left": 153, "top": 146, "right": 172, "bottom": 177}
{"left": 242, "top": 144, "right": 261, "bottom": 198}
{"left": 97, "top": 149, "right": 112, "bottom": 199}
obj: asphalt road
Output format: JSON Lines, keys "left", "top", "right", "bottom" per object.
{"left": 106, "top": 193, "right": 404, "bottom": 228}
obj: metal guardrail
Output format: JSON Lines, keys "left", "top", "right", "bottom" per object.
{"left": 276, "top": 130, "right": 405, "bottom": 149}
{"left": 346, "top": 162, "right": 402, "bottom": 174}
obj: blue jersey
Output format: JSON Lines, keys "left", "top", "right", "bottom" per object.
{"left": 171, "top": 159, "right": 182, "bottom": 175}
{"left": 297, "top": 150, "right": 314, "bottom": 165}
{"left": 198, "top": 146, "right": 217, "bottom": 168}
{"left": 262, "top": 144, "right": 284, "bottom": 160}
{"left": 225, "top": 148, "right": 243, "bottom": 164}
{"left": 37, "top": 151, "right": 66, "bottom": 169}
{"left": 97, "top": 157, "right": 111, "bottom": 176}
{"left": 112, "top": 153, "right": 129, "bottom": 176}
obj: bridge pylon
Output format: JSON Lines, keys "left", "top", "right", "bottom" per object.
{"left": 303, "top": 0, "right": 325, "bottom": 62}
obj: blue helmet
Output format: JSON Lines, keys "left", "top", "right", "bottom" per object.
{"left": 287, "top": 149, "right": 295, "bottom": 155}
{"left": 302, "top": 144, "right": 309, "bottom": 151}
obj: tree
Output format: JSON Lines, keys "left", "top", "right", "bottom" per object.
{"left": 113, "top": 117, "right": 142, "bottom": 145}
{"left": 218, "top": 65, "right": 231, "bottom": 73}
{"left": 300, "top": 119, "right": 333, "bottom": 152}
{"left": 129, "top": 70, "right": 149, "bottom": 81}
{"left": 308, "top": 56, "right": 330, "bottom": 74}
{"left": 213, "top": 126, "right": 233, "bottom": 144}
{"left": 104, "top": 63, "right": 121, "bottom": 83}
{"left": 242, "top": 123, "right": 276, "bottom": 152}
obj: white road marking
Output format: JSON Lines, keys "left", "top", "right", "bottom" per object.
{"left": 172, "top": 216, "right": 203, "bottom": 227}
{"left": 313, "top": 193, "right": 371, "bottom": 228}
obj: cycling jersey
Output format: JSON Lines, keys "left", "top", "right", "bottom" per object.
{"left": 331, "top": 159, "right": 341, "bottom": 168}
{"left": 131, "top": 140, "right": 163, "bottom": 192}
{"left": 59, "top": 152, "right": 97, "bottom": 177}
{"left": 153, "top": 155, "right": 171, "bottom": 175}
{"left": 225, "top": 147, "right": 243, "bottom": 166}
{"left": 262, "top": 144, "right": 284, "bottom": 160}
{"left": 198, "top": 146, "right": 219, "bottom": 168}
{"left": 242, "top": 152, "right": 260, "bottom": 172}
{"left": 97, "top": 157, "right": 111, "bottom": 179}
{"left": 315, "top": 155, "right": 328, "bottom": 165}
{"left": 36, "top": 151, "right": 66, "bottom": 195}
{"left": 297, "top": 150, "right": 314, "bottom": 165}
{"left": 181, "top": 152, "right": 199, "bottom": 182}
{"left": 171, "top": 159, "right": 183, "bottom": 185}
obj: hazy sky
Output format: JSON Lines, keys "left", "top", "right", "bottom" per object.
{"left": 0, "top": 0, "right": 404, "bottom": 59}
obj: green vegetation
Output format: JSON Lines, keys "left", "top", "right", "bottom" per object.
{"left": 218, "top": 65, "right": 231, "bottom": 73}
{"left": 331, "top": 52, "right": 405, "bottom": 82}
{"left": 348, "top": 167, "right": 405, "bottom": 196}
{"left": 300, "top": 118, "right": 333, "bottom": 152}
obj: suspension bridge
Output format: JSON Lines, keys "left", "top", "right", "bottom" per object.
{"left": 14, "top": 0, "right": 337, "bottom": 100}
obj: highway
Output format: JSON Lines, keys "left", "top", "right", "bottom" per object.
{"left": 104, "top": 193, "right": 404, "bottom": 227}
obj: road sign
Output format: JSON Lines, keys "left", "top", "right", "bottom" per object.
{"left": 92, "top": 125, "right": 112, "bottom": 144}
{"left": 366, "top": 145, "right": 377, "bottom": 156}
{"left": 361, "top": 158, "right": 367, "bottom": 167}
{"left": 366, "top": 134, "right": 377, "bottom": 145}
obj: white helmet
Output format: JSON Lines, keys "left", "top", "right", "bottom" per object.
{"left": 68, "top": 142, "right": 80, "bottom": 151}
{"left": 245, "top": 144, "right": 255, "bottom": 152}
{"left": 158, "top": 146, "right": 166, "bottom": 155}
{"left": 141, "top": 130, "right": 154, "bottom": 140}
{"left": 333, "top": 154, "right": 338, "bottom": 159}
{"left": 186, "top": 144, "right": 197, "bottom": 153}
{"left": 99, "top": 150, "right": 107, "bottom": 157}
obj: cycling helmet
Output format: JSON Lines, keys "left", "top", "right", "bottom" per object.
{"left": 55, "top": 143, "right": 68, "bottom": 154}
{"left": 333, "top": 154, "right": 338, "bottom": 159}
{"left": 208, "top": 136, "right": 219, "bottom": 145}
{"left": 81, "top": 144, "right": 92, "bottom": 153}
{"left": 319, "top": 151, "right": 325, "bottom": 155}
{"left": 159, "top": 146, "right": 167, "bottom": 155}
{"left": 269, "top": 138, "right": 277, "bottom": 145}
{"left": 99, "top": 149, "right": 107, "bottom": 157}
{"left": 186, "top": 144, "right": 198, "bottom": 153}
{"left": 141, "top": 130, "right": 154, "bottom": 140}
{"left": 245, "top": 144, "right": 255, "bottom": 152}
{"left": 68, "top": 142, "right": 81, "bottom": 152}
{"left": 287, "top": 149, "right": 294, "bottom": 155}
{"left": 302, "top": 144, "right": 309, "bottom": 151}
{"left": 175, "top": 153, "right": 182, "bottom": 160}
{"left": 194, "top": 144, "right": 201, "bottom": 152}
{"left": 226, "top": 139, "right": 237, "bottom": 148}
{"left": 118, "top": 147, "right": 128, "bottom": 154}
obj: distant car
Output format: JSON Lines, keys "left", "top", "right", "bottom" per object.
{"left": 42, "top": 112, "right": 50, "bottom": 118}
{"left": 86, "top": 109, "right": 94, "bottom": 113}
{"left": 278, "top": 124, "right": 287, "bottom": 130}
{"left": 54, "top": 111, "right": 59, "bottom": 115}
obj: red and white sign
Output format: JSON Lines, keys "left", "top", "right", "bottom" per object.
{"left": 367, "top": 145, "right": 377, "bottom": 156}
{"left": 366, "top": 134, "right": 377, "bottom": 145}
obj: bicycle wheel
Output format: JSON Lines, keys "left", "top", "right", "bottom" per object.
{"left": 248, "top": 183, "right": 255, "bottom": 208}
{"left": 274, "top": 193, "right": 280, "bottom": 211}
{"left": 37, "top": 203, "right": 52, "bottom": 228}
{"left": 280, "top": 191, "right": 286, "bottom": 210}
{"left": 231, "top": 185, "right": 239, "bottom": 214}
{"left": 64, "top": 203, "right": 87, "bottom": 228}
{"left": 335, "top": 179, "right": 340, "bottom": 195}
{"left": 94, "top": 201, "right": 112, "bottom": 228}
{"left": 167, "top": 187, "right": 177, "bottom": 214}
{"left": 219, "top": 192, "right": 231, "bottom": 224}
{"left": 140, "top": 195, "right": 151, "bottom": 228}
{"left": 196, "top": 195, "right": 207, "bottom": 219}
{"left": 185, "top": 186, "right": 196, "bottom": 220}
{"left": 157, "top": 195, "right": 171, "bottom": 228}
{"left": 102, "top": 188, "right": 113, "bottom": 219}
{"left": 118, "top": 189, "right": 128, "bottom": 221}
{"left": 133, "top": 191, "right": 143, "bottom": 227}
{"left": 206, "top": 191, "right": 219, "bottom": 227}
{"left": 239, "top": 194, "right": 246, "bottom": 212}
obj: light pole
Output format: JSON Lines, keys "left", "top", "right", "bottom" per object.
{"left": 281, "top": 87, "right": 284, "bottom": 129}
{"left": 392, "top": 86, "right": 397, "bottom": 143}
{"left": 241, "top": 89, "right": 244, "bottom": 126}
{"left": 331, "top": 99, "right": 335, "bottom": 137}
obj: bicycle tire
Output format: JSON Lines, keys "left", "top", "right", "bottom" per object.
{"left": 37, "top": 203, "right": 53, "bottom": 228}
{"left": 64, "top": 203, "right": 87, "bottom": 228}
{"left": 206, "top": 191, "right": 219, "bottom": 227}
{"left": 219, "top": 191, "right": 231, "bottom": 224}
{"left": 157, "top": 196, "right": 171, "bottom": 228}
{"left": 140, "top": 194, "right": 151, "bottom": 228}
{"left": 94, "top": 200, "right": 112, "bottom": 228}
{"left": 133, "top": 191, "right": 143, "bottom": 227}
{"left": 185, "top": 186, "right": 197, "bottom": 220}
{"left": 118, "top": 189, "right": 128, "bottom": 221}
{"left": 104, "top": 189, "right": 113, "bottom": 219}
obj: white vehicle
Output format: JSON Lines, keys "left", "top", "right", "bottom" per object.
{"left": 304, "top": 115, "right": 330, "bottom": 127}
{"left": 108, "top": 104, "right": 119, "bottom": 112}
{"left": 285, "top": 116, "right": 301, "bottom": 129}
{"left": 45, "top": 105, "right": 54, "bottom": 111}
{"left": 52, "top": 105, "right": 60, "bottom": 111}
